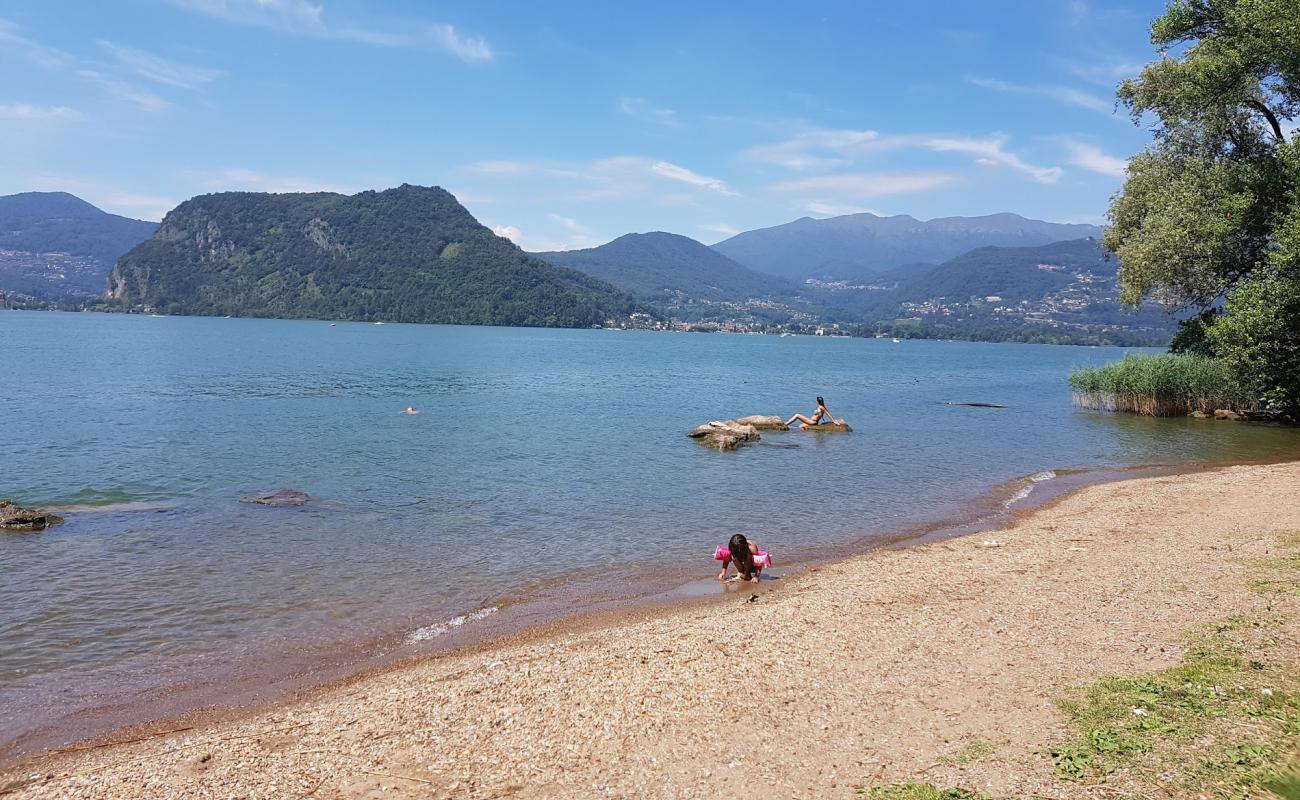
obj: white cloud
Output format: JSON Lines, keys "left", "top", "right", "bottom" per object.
{"left": 167, "top": 0, "right": 493, "bottom": 62}
{"left": 1064, "top": 58, "right": 1144, "bottom": 86}
{"left": 76, "top": 69, "right": 171, "bottom": 112}
{"left": 650, "top": 161, "right": 738, "bottom": 196}
{"left": 25, "top": 174, "right": 178, "bottom": 220}
{"left": 0, "top": 103, "right": 82, "bottom": 121}
{"left": 466, "top": 156, "right": 740, "bottom": 201}
{"left": 748, "top": 127, "right": 1061, "bottom": 184}
{"left": 98, "top": 41, "right": 222, "bottom": 90}
{"left": 698, "top": 222, "right": 740, "bottom": 237}
{"left": 806, "top": 201, "right": 880, "bottom": 216}
{"left": 492, "top": 224, "right": 522, "bottom": 243}
{"left": 965, "top": 75, "right": 1114, "bottom": 116}
{"left": 0, "top": 20, "right": 172, "bottom": 112}
{"left": 744, "top": 129, "right": 879, "bottom": 169}
{"left": 924, "top": 135, "right": 1063, "bottom": 183}
{"left": 548, "top": 212, "right": 583, "bottom": 232}
{"left": 181, "top": 167, "right": 356, "bottom": 194}
{"left": 0, "top": 17, "right": 75, "bottom": 70}
{"left": 769, "top": 172, "right": 959, "bottom": 198}
{"left": 1064, "top": 141, "right": 1127, "bottom": 177}
{"left": 619, "top": 97, "right": 678, "bottom": 126}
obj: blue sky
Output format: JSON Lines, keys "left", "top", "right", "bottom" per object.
{"left": 1, "top": 0, "right": 1165, "bottom": 249}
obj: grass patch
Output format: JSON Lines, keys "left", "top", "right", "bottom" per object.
{"left": 1046, "top": 532, "right": 1300, "bottom": 797}
{"left": 1068, "top": 353, "right": 1255, "bottom": 416}
{"left": 857, "top": 784, "right": 992, "bottom": 800}
{"left": 940, "top": 740, "right": 997, "bottom": 766}
{"left": 1252, "top": 533, "right": 1300, "bottom": 597}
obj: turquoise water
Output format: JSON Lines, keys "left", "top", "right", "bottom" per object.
{"left": 3, "top": 311, "right": 1299, "bottom": 751}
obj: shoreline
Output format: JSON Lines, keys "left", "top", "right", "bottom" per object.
{"left": 0, "top": 457, "right": 1223, "bottom": 769}
{"left": 4, "top": 459, "right": 1299, "bottom": 798}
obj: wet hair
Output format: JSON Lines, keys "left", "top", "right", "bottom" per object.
{"left": 728, "top": 533, "right": 754, "bottom": 578}
{"left": 816, "top": 396, "right": 825, "bottom": 406}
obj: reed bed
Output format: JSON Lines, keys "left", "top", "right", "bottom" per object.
{"left": 1068, "top": 354, "right": 1255, "bottom": 416}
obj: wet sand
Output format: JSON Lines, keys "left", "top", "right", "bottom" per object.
{"left": 4, "top": 461, "right": 1299, "bottom": 799}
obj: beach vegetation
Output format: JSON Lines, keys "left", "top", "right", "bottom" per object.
{"left": 939, "top": 740, "right": 997, "bottom": 766}
{"left": 1047, "top": 532, "right": 1300, "bottom": 796}
{"left": 1068, "top": 353, "right": 1254, "bottom": 416}
{"left": 1097, "top": 0, "right": 1300, "bottom": 414}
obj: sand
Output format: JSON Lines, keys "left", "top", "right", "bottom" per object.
{"left": 4, "top": 461, "right": 1299, "bottom": 799}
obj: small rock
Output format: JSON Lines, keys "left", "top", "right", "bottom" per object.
{"left": 1213, "top": 409, "right": 1243, "bottom": 421}
{"left": 0, "top": 500, "right": 63, "bottom": 532}
{"left": 241, "top": 488, "right": 312, "bottom": 506}
{"left": 687, "top": 420, "right": 761, "bottom": 450}
{"left": 796, "top": 421, "right": 853, "bottom": 432}
{"left": 735, "top": 415, "right": 789, "bottom": 431}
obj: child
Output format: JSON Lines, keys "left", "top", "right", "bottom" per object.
{"left": 715, "top": 533, "right": 772, "bottom": 583}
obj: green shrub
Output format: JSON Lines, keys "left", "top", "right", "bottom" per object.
{"left": 1068, "top": 353, "right": 1255, "bottom": 416}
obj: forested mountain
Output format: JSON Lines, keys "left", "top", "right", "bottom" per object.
{"left": 107, "top": 185, "right": 641, "bottom": 327}
{"left": 712, "top": 212, "right": 1103, "bottom": 282}
{"left": 827, "top": 238, "right": 1177, "bottom": 345}
{"left": 534, "top": 231, "right": 799, "bottom": 302}
{"left": 0, "top": 192, "right": 157, "bottom": 300}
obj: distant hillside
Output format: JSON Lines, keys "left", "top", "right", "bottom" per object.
{"left": 832, "top": 238, "right": 1177, "bottom": 345}
{"left": 108, "top": 185, "right": 640, "bottom": 327}
{"left": 0, "top": 192, "right": 157, "bottom": 300}
{"left": 712, "top": 212, "right": 1103, "bottom": 282}
{"left": 533, "top": 232, "right": 812, "bottom": 324}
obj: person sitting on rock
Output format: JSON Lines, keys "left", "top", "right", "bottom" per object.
{"left": 716, "top": 533, "right": 770, "bottom": 583}
{"left": 785, "top": 395, "right": 842, "bottom": 429}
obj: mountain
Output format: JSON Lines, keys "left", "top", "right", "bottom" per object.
{"left": 712, "top": 212, "right": 1104, "bottom": 282}
{"left": 828, "top": 238, "right": 1177, "bottom": 345}
{"left": 533, "top": 232, "right": 806, "bottom": 319}
{"left": 0, "top": 192, "right": 157, "bottom": 301}
{"left": 107, "top": 185, "right": 640, "bottom": 327}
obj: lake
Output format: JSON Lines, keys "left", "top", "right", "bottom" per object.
{"left": 3, "top": 311, "right": 1298, "bottom": 757}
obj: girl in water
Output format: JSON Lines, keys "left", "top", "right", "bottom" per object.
{"left": 785, "top": 395, "right": 843, "bottom": 429}
{"left": 716, "top": 533, "right": 767, "bottom": 583}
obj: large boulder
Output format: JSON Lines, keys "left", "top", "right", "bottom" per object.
{"left": 241, "top": 488, "right": 312, "bottom": 506}
{"left": 736, "top": 414, "right": 789, "bottom": 431}
{"left": 688, "top": 420, "right": 761, "bottom": 450}
{"left": 798, "top": 421, "right": 853, "bottom": 432}
{"left": 0, "top": 500, "right": 63, "bottom": 531}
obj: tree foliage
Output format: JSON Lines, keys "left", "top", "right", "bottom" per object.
{"left": 1104, "top": 0, "right": 1300, "bottom": 410}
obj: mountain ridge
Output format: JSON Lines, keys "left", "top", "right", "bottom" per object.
{"left": 712, "top": 211, "right": 1104, "bottom": 283}
{"left": 107, "top": 184, "right": 641, "bottom": 327}
{"left": 0, "top": 191, "right": 159, "bottom": 300}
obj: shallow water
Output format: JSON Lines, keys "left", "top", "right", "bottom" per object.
{"left": 3, "top": 311, "right": 1299, "bottom": 751}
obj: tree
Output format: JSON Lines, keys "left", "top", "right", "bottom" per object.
{"left": 1104, "top": 0, "right": 1300, "bottom": 409}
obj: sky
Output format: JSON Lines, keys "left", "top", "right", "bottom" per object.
{"left": 0, "top": 0, "right": 1167, "bottom": 249}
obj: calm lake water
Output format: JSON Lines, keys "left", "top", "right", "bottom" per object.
{"left": 3, "top": 311, "right": 1299, "bottom": 753}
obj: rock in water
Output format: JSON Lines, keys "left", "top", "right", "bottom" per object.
{"left": 687, "top": 420, "right": 761, "bottom": 450}
{"left": 798, "top": 422, "right": 853, "bottom": 432}
{"left": 241, "top": 488, "right": 312, "bottom": 506}
{"left": 0, "top": 500, "right": 63, "bottom": 531}
{"left": 735, "top": 415, "right": 789, "bottom": 431}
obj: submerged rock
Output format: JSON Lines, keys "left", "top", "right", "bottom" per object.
{"left": 0, "top": 500, "right": 63, "bottom": 531}
{"left": 736, "top": 415, "right": 789, "bottom": 431}
{"left": 688, "top": 420, "right": 761, "bottom": 450}
{"left": 797, "top": 421, "right": 853, "bottom": 432}
{"left": 241, "top": 488, "right": 312, "bottom": 506}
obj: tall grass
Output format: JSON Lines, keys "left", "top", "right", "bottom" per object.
{"left": 1068, "top": 354, "right": 1256, "bottom": 416}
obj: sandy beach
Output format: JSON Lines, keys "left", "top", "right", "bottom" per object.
{"left": 4, "top": 461, "right": 1299, "bottom": 799}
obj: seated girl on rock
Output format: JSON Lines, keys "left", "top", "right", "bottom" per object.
{"left": 715, "top": 533, "right": 772, "bottom": 583}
